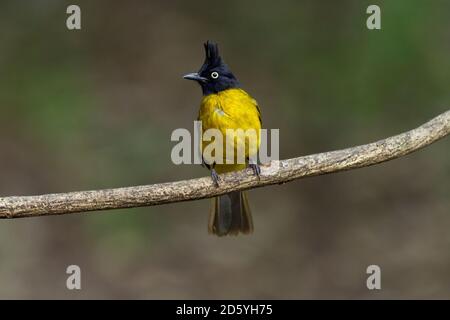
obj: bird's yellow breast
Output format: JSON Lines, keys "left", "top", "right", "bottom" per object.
{"left": 198, "top": 88, "right": 261, "bottom": 173}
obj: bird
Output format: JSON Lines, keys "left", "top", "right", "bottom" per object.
{"left": 184, "top": 41, "right": 262, "bottom": 236}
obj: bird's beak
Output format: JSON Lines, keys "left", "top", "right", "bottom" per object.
{"left": 183, "top": 72, "right": 208, "bottom": 83}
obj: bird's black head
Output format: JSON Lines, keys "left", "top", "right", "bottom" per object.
{"left": 183, "top": 41, "right": 240, "bottom": 95}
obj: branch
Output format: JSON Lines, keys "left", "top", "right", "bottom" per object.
{"left": 1, "top": 110, "right": 449, "bottom": 219}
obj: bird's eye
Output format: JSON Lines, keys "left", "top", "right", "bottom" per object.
{"left": 211, "top": 71, "right": 219, "bottom": 79}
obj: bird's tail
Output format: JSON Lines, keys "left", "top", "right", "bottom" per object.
{"left": 208, "top": 191, "right": 253, "bottom": 236}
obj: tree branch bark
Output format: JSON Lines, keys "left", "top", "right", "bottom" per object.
{"left": 0, "top": 110, "right": 449, "bottom": 219}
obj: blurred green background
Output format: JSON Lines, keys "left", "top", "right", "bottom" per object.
{"left": 0, "top": 0, "right": 449, "bottom": 299}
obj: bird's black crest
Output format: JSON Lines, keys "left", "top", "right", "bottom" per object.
{"left": 203, "top": 41, "right": 222, "bottom": 68}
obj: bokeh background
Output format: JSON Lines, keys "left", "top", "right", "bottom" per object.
{"left": 0, "top": 0, "right": 449, "bottom": 299}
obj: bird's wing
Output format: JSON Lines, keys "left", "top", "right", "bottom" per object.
{"left": 252, "top": 98, "right": 262, "bottom": 126}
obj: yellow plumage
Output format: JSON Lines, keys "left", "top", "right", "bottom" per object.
{"left": 198, "top": 88, "right": 261, "bottom": 174}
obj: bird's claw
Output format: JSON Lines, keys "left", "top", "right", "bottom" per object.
{"left": 211, "top": 169, "right": 220, "bottom": 187}
{"left": 249, "top": 163, "right": 261, "bottom": 179}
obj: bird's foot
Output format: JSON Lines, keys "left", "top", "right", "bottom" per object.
{"left": 211, "top": 169, "right": 220, "bottom": 187}
{"left": 249, "top": 163, "right": 261, "bottom": 179}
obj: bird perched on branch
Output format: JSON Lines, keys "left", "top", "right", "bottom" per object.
{"left": 184, "top": 41, "right": 262, "bottom": 236}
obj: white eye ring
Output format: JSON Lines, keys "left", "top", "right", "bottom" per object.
{"left": 211, "top": 71, "right": 219, "bottom": 79}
